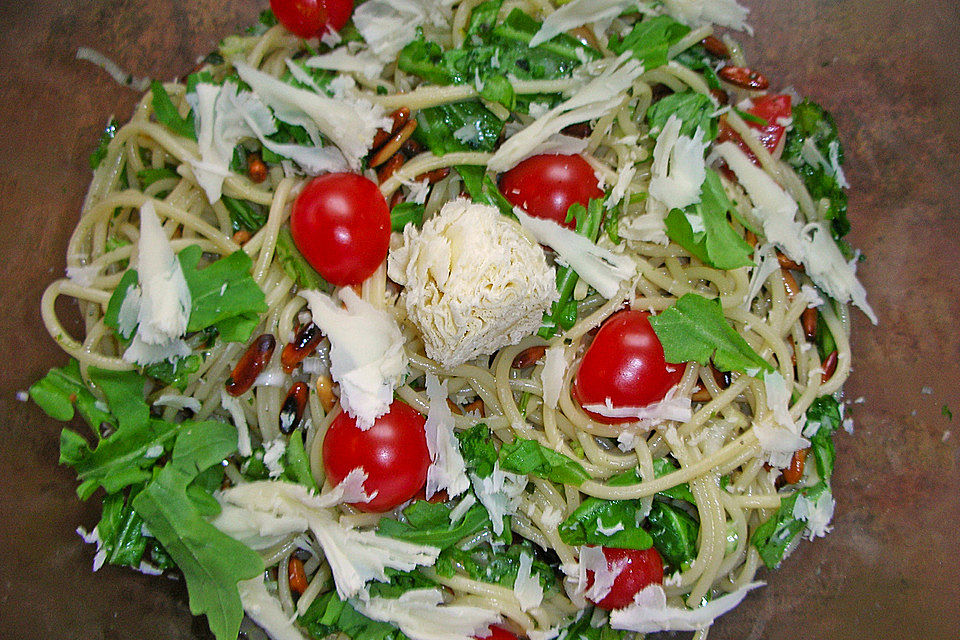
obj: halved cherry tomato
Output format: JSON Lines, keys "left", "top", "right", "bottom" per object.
{"left": 585, "top": 546, "right": 665, "bottom": 611}
{"left": 322, "top": 400, "right": 430, "bottom": 513}
{"left": 717, "top": 94, "right": 792, "bottom": 164}
{"left": 290, "top": 173, "right": 390, "bottom": 286}
{"left": 270, "top": 0, "right": 354, "bottom": 39}
{"left": 572, "top": 310, "right": 684, "bottom": 424}
{"left": 499, "top": 154, "right": 603, "bottom": 228}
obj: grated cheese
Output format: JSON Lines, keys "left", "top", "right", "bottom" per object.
{"left": 529, "top": 0, "right": 637, "bottom": 48}
{"left": 423, "top": 373, "right": 470, "bottom": 499}
{"left": 649, "top": 116, "right": 708, "bottom": 211}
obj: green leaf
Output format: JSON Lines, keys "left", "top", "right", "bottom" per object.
{"left": 143, "top": 353, "right": 204, "bottom": 391}
{"left": 455, "top": 165, "right": 515, "bottom": 216}
{"left": 608, "top": 15, "right": 690, "bottom": 71}
{"left": 414, "top": 101, "right": 504, "bottom": 155}
{"left": 782, "top": 99, "right": 849, "bottom": 239}
{"left": 648, "top": 293, "right": 773, "bottom": 375}
{"left": 479, "top": 74, "right": 516, "bottom": 110}
{"left": 275, "top": 227, "right": 330, "bottom": 292}
{"left": 751, "top": 482, "right": 831, "bottom": 569}
{"left": 456, "top": 424, "right": 499, "bottom": 478}
{"left": 29, "top": 359, "right": 109, "bottom": 425}
{"left": 646, "top": 91, "right": 718, "bottom": 141}
{"left": 103, "top": 269, "right": 139, "bottom": 337}
{"left": 805, "top": 395, "right": 842, "bottom": 482}
{"left": 498, "top": 438, "right": 590, "bottom": 485}
{"left": 558, "top": 490, "right": 654, "bottom": 550}
{"left": 651, "top": 458, "right": 696, "bottom": 504}
{"left": 390, "top": 201, "right": 425, "bottom": 232}
{"left": 132, "top": 421, "right": 264, "bottom": 640}
{"left": 647, "top": 501, "right": 699, "bottom": 570}
{"left": 137, "top": 167, "right": 180, "bottom": 189}
{"left": 178, "top": 245, "right": 268, "bottom": 342}
{"left": 284, "top": 430, "right": 319, "bottom": 491}
{"left": 492, "top": 8, "right": 599, "bottom": 66}
{"left": 150, "top": 80, "right": 196, "bottom": 140}
{"left": 377, "top": 499, "right": 489, "bottom": 549}
{"left": 664, "top": 170, "right": 754, "bottom": 270}
{"left": 437, "top": 537, "right": 553, "bottom": 589}
{"left": 222, "top": 195, "right": 267, "bottom": 233}
{"left": 89, "top": 118, "right": 118, "bottom": 169}
{"left": 97, "top": 490, "right": 149, "bottom": 568}
{"left": 299, "top": 589, "right": 402, "bottom": 640}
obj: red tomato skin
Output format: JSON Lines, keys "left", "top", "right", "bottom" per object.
{"left": 585, "top": 546, "right": 665, "bottom": 611}
{"left": 499, "top": 154, "right": 603, "bottom": 228}
{"left": 717, "top": 94, "right": 792, "bottom": 166}
{"left": 290, "top": 173, "right": 390, "bottom": 286}
{"left": 270, "top": 0, "right": 354, "bottom": 38}
{"left": 322, "top": 400, "right": 430, "bottom": 513}
{"left": 572, "top": 310, "right": 684, "bottom": 425}
{"left": 477, "top": 628, "right": 520, "bottom": 640}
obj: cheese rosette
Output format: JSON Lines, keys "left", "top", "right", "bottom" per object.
{"left": 388, "top": 198, "right": 558, "bottom": 368}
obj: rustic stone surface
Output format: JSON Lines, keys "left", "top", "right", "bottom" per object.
{"left": 0, "top": 1, "right": 956, "bottom": 639}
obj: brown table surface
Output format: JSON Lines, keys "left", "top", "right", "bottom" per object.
{"left": 1, "top": 1, "right": 958, "bottom": 639}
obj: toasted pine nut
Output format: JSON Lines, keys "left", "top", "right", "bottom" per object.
{"left": 512, "top": 345, "right": 546, "bottom": 369}
{"left": 718, "top": 65, "right": 770, "bottom": 90}
{"left": 226, "top": 334, "right": 276, "bottom": 397}
{"left": 781, "top": 448, "right": 809, "bottom": 485}
{"left": 372, "top": 107, "right": 411, "bottom": 150}
{"left": 781, "top": 268, "right": 800, "bottom": 299}
{"left": 462, "top": 398, "right": 485, "bottom": 417}
{"left": 701, "top": 35, "right": 730, "bottom": 58}
{"left": 288, "top": 557, "right": 308, "bottom": 595}
{"left": 247, "top": 153, "right": 268, "bottom": 183}
{"left": 232, "top": 230, "right": 252, "bottom": 245}
{"left": 376, "top": 151, "right": 406, "bottom": 184}
{"left": 280, "top": 382, "right": 309, "bottom": 435}
{"left": 281, "top": 322, "right": 324, "bottom": 374}
{"left": 821, "top": 351, "right": 838, "bottom": 382}
{"left": 316, "top": 374, "right": 337, "bottom": 413}
{"left": 801, "top": 308, "right": 818, "bottom": 342}
{"left": 776, "top": 251, "right": 804, "bottom": 272}
{"left": 370, "top": 119, "right": 418, "bottom": 168}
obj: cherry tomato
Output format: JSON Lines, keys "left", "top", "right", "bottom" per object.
{"left": 290, "top": 173, "right": 390, "bottom": 286}
{"left": 322, "top": 400, "right": 430, "bottom": 513}
{"left": 717, "top": 94, "right": 792, "bottom": 165}
{"left": 585, "top": 546, "right": 665, "bottom": 611}
{"left": 572, "top": 310, "right": 684, "bottom": 424}
{"left": 270, "top": 0, "right": 354, "bottom": 39}
{"left": 499, "top": 154, "right": 603, "bottom": 228}
{"left": 476, "top": 628, "right": 520, "bottom": 640}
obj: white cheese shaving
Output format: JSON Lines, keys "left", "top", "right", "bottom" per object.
{"left": 514, "top": 552, "right": 544, "bottom": 611}
{"left": 66, "top": 264, "right": 101, "bottom": 287}
{"left": 583, "top": 384, "right": 692, "bottom": 424}
{"left": 353, "top": 0, "right": 457, "bottom": 63}
{"left": 742, "top": 242, "right": 780, "bottom": 309}
{"left": 541, "top": 345, "right": 572, "bottom": 410}
{"left": 235, "top": 61, "right": 389, "bottom": 171}
{"left": 423, "top": 373, "right": 470, "bottom": 499}
{"left": 488, "top": 55, "right": 645, "bottom": 172}
{"left": 649, "top": 116, "right": 708, "bottom": 211}
{"left": 300, "top": 287, "right": 408, "bottom": 429}
{"left": 238, "top": 575, "right": 307, "bottom": 640}
{"left": 793, "top": 489, "right": 835, "bottom": 539}
{"left": 609, "top": 582, "right": 764, "bottom": 632}
{"left": 578, "top": 546, "right": 625, "bottom": 603}
{"left": 143, "top": 444, "right": 164, "bottom": 459}
{"left": 470, "top": 463, "right": 528, "bottom": 536}
{"left": 448, "top": 493, "right": 477, "bottom": 524}
{"left": 514, "top": 208, "right": 635, "bottom": 299}
{"left": 354, "top": 588, "right": 500, "bottom": 640}
{"left": 132, "top": 201, "right": 191, "bottom": 344}
{"left": 388, "top": 199, "right": 557, "bottom": 368}
{"left": 529, "top": 0, "right": 637, "bottom": 47}
{"left": 220, "top": 389, "right": 252, "bottom": 457}
{"left": 76, "top": 526, "right": 107, "bottom": 571}
{"left": 262, "top": 438, "right": 287, "bottom": 478}
{"left": 153, "top": 394, "right": 202, "bottom": 413}
{"left": 595, "top": 519, "right": 625, "bottom": 536}
{"left": 305, "top": 47, "right": 384, "bottom": 79}
{"left": 214, "top": 480, "right": 439, "bottom": 603}
{"left": 661, "top": 0, "right": 751, "bottom": 33}
{"left": 714, "top": 142, "right": 876, "bottom": 323}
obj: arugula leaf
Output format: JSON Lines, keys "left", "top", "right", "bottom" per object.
{"left": 538, "top": 199, "right": 604, "bottom": 339}
{"left": 299, "top": 589, "right": 402, "bottom": 640}
{"left": 751, "top": 482, "right": 831, "bottom": 569}
{"left": 805, "top": 395, "right": 842, "bottom": 482}
{"left": 89, "top": 118, "right": 118, "bottom": 169}
{"left": 150, "top": 80, "right": 196, "bottom": 140}
{"left": 377, "top": 499, "right": 489, "bottom": 549}
{"left": 390, "top": 201, "right": 425, "bottom": 232}
{"left": 29, "top": 359, "right": 111, "bottom": 427}
{"left": 137, "top": 167, "right": 179, "bottom": 189}
{"left": 651, "top": 458, "right": 696, "bottom": 504}
{"left": 648, "top": 293, "right": 773, "bottom": 375}
{"left": 143, "top": 353, "right": 204, "bottom": 391}
{"left": 782, "top": 99, "right": 849, "bottom": 239}
{"left": 558, "top": 491, "right": 654, "bottom": 550}
{"left": 608, "top": 15, "right": 690, "bottom": 71}
{"left": 103, "top": 269, "right": 138, "bottom": 336}
{"left": 275, "top": 227, "right": 330, "bottom": 292}
{"left": 647, "top": 501, "right": 699, "bottom": 570}
{"left": 455, "top": 165, "right": 515, "bottom": 216}
{"left": 178, "top": 245, "right": 268, "bottom": 342}
{"left": 414, "top": 101, "right": 504, "bottom": 155}
{"left": 492, "top": 8, "right": 598, "bottom": 66}
{"left": 456, "top": 424, "right": 499, "bottom": 478}
{"left": 558, "top": 608, "right": 629, "bottom": 640}
{"left": 646, "top": 91, "right": 718, "bottom": 141}
{"left": 132, "top": 420, "right": 264, "bottom": 640}
{"left": 59, "top": 367, "right": 177, "bottom": 500}
{"left": 222, "top": 195, "right": 267, "bottom": 233}
{"left": 436, "top": 537, "right": 553, "bottom": 590}
{"left": 498, "top": 437, "right": 590, "bottom": 485}
{"left": 664, "top": 169, "right": 754, "bottom": 270}
{"left": 284, "top": 430, "right": 319, "bottom": 491}
{"left": 97, "top": 490, "right": 149, "bottom": 567}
